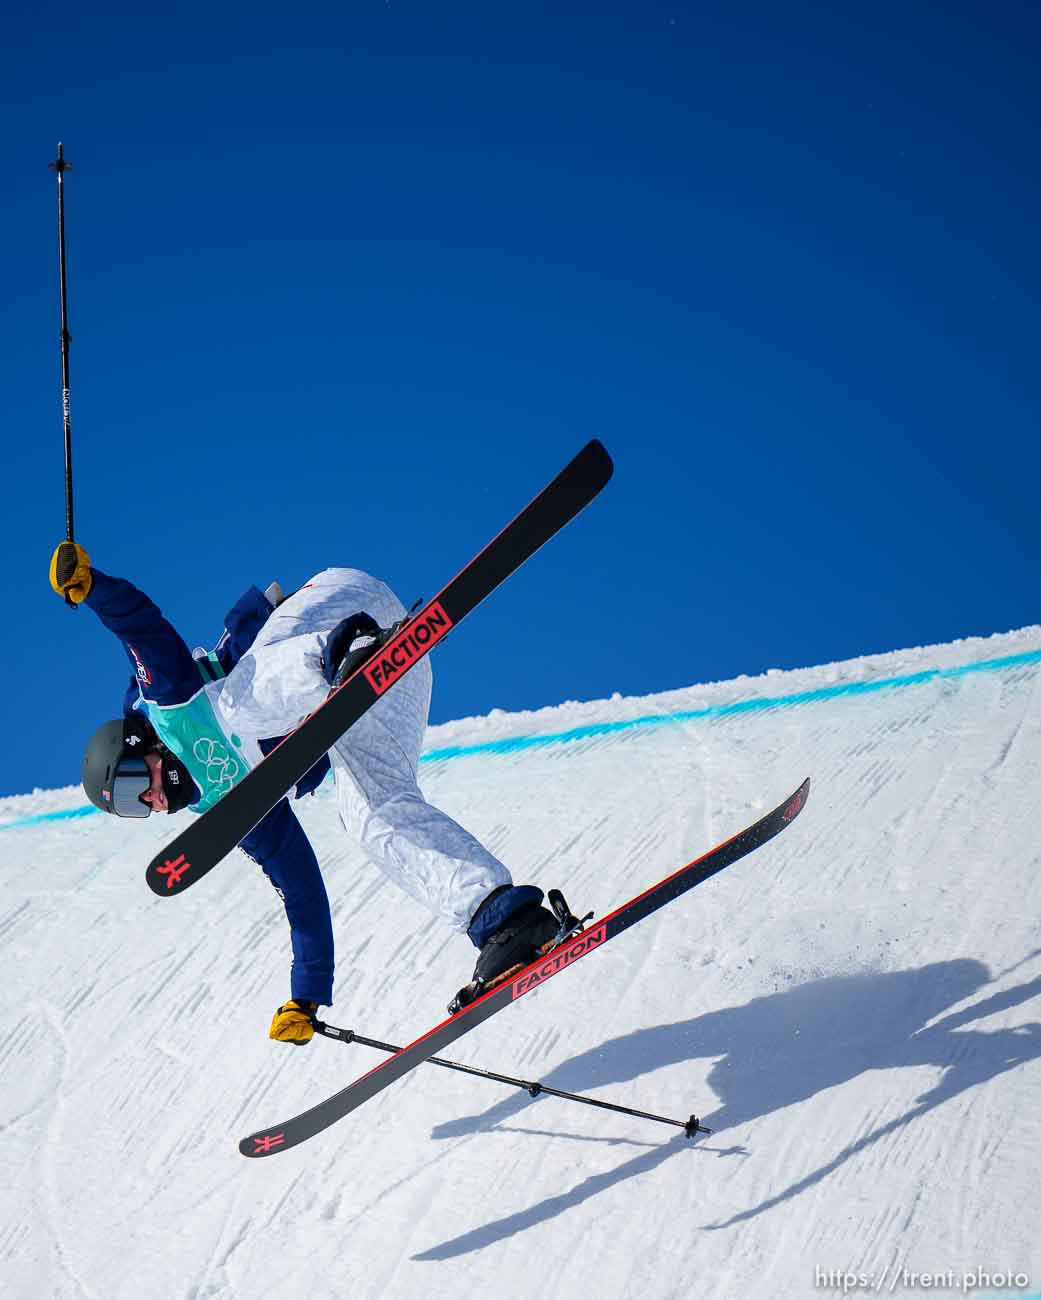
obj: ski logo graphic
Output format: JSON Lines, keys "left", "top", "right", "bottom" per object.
{"left": 364, "top": 602, "right": 454, "bottom": 695}
{"left": 252, "top": 1133, "right": 285, "bottom": 1153}
{"left": 782, "top": 784, "right": 809, "bottom": 823}
{"left": 156, "top": 854, "right": 191, "bottom": 889}
{"left": 511, "top": 922, "right": 608, "bottom": 998}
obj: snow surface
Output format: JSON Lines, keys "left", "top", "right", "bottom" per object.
{"left": 3, "top": 628, "right": 1041, "bottom": 1300}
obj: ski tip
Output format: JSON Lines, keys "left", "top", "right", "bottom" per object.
{"left": 240, "top": 1130, "right": 287, "bottom": 1158}
{"left": 781, "top": 778, "right": 811, "bottom": 825}
{"left": 581, "top": 438, "right": 614, "bottom": 484}
{"left": 145, "top": 848, "right": 195, "bottom": 896}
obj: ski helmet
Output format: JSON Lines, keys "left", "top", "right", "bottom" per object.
{"left": 82, "top": 718, "right": 154, "bottom": 817}
{"left": 83, "top": 714, "right": 197, "bottom": 817}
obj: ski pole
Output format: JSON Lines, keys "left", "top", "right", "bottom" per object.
{"left": 313, "top": 1019, "right": 712, "bottom": 1140}
{"left": 49, "top": 142, "right": 76, "bottom": 602}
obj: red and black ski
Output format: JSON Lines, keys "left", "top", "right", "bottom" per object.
{"left": 240, "top": 778, "right": 810, "bottom": 1158}
{"left": 146, "top": 440, "right": 613, "bottom": 897}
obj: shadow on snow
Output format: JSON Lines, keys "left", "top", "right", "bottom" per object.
{"left": 413, "top": 955, "right": 1041, "bottom": 1259}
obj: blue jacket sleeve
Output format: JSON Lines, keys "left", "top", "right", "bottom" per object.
{"left": 240, "top": 799, "right": 335, "bottom": 1006}
{"left": 84, "top": 568, "right": 201, "bottom": 707}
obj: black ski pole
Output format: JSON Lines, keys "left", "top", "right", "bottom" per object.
{"left": 313, "top": 1020, "right": 712, "bottom": 1140}
{"left": 49, "top": 142, "right": 76, "bottom": 604}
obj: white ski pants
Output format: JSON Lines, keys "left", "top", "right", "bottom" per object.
{"left": 217, "top": 567, "right": 510, "bottom": 932}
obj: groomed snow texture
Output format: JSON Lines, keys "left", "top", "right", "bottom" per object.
{"left": 2, "top": 627, "right": 1040, "bottom": 1300}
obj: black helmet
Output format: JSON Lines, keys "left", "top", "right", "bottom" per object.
{"left": 82, "top": 715, "right": 160, "bottom": 817}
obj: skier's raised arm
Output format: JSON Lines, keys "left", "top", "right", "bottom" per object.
{"left": 50, "top": 541, "right": 200, "bottom": 706}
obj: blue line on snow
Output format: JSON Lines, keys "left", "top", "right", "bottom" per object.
{"left": 3, "top": 646, "right": 1039, "bottom": 833}
{"left": 1, "top": 805, "right": 99, "bottom": 829}
{"left": 421, "top": 646, "right": 1041, "bottom": 762}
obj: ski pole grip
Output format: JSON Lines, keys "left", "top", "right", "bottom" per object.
{"left": 313, "top": 1019, "right": 355, "bottom": 1045}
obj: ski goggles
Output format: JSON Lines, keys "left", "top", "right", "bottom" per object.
{"left": 106, "top": 754, "right": 153, "bottom": 818}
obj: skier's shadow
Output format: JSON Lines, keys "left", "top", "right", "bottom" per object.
{"left": 413, "top": 955, "right": 1041, "bottom": 1260}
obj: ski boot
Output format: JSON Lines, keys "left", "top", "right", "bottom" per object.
{"left": 448, "top": 885, "right": 592, "bottom": 1014}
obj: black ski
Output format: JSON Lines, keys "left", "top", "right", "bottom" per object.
{"left": 240, "top": 778, "right": 810, "bottom": 1158}
{"left": 146, "top": 440, "right": 614, "bottom": 897}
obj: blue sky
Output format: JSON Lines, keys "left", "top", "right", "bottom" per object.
{"left": 3, "top": 1, "right": 1038, "bottom": 797}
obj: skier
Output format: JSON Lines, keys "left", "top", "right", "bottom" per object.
{"left": 50, "top": 542, "right": 561, "bottom": 1040}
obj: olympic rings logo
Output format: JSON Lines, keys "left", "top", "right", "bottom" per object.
{"left": 193, "top": 737, "right": 241, "bottom": 794}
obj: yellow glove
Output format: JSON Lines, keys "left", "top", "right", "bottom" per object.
{"left": 269, "top": 999, "right": 318, "bottom": 1045}
{"left": 49, "top": 542, "right": 93, "bottom": 603}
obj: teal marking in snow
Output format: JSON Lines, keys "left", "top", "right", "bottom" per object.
{"left": 0, "top": 805, "right": 99, "bottom": 829}
{"left": 421, "top": 647, "right": 1041, "bottom": 763}
{"left": 3, "top": 645, "right": 1040, "bottom": 831}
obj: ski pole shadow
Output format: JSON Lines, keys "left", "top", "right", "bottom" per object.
{"left": 412, "top": 1133, "right": 692, "bottom": 1261}
{"left": 415, "top": 956, "right": 1041, "bottom": 1257}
